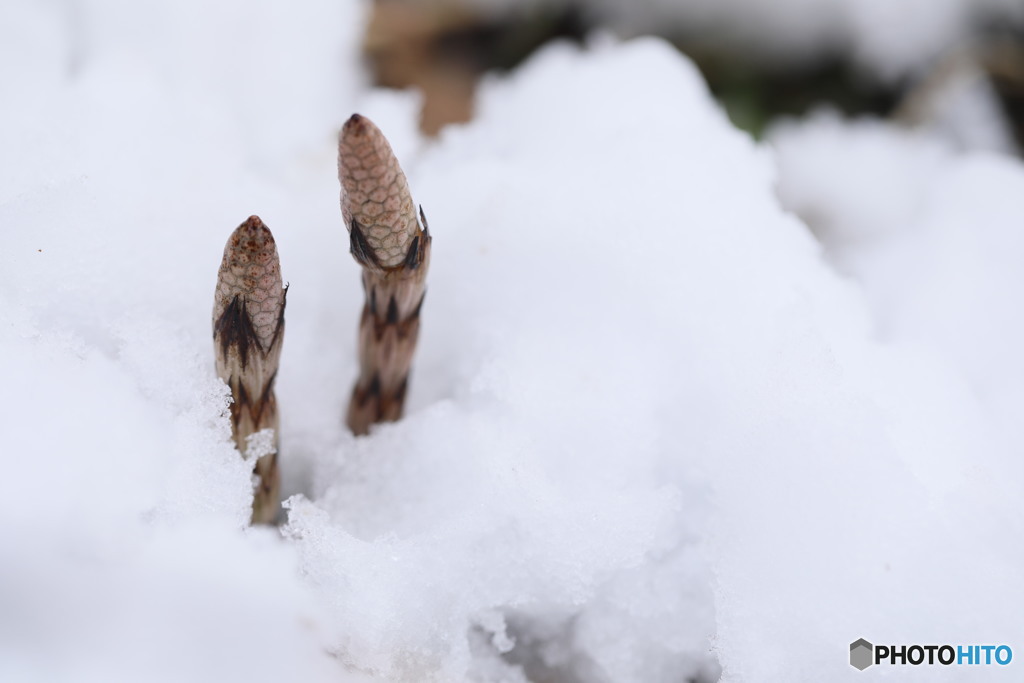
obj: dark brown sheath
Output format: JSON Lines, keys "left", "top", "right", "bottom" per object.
{"left": 213, "top": 215, "right": 286, "bottom": 524}
{"left": 338, "top": 114, "right": 431, "bottom": 435}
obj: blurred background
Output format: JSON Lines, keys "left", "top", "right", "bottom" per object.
{"left": 364, "top": 0, "right": 1024, "bottom": 150}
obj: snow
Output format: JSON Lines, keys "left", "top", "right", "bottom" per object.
{"left": 463, "top": 0, "right": 1024, "bottom": 79}
{"left": 771, "top": 110, "right": 1024, "bottom": 464}
{"left": 3, "top": 1, "right": 1024, "bottom": 682}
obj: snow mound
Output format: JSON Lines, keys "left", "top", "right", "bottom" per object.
{"left": 457, "top": 0, "right": 1024, "bottom": 80}
{"left": 772, "top": 110, "right": 1024, "bottom": 481}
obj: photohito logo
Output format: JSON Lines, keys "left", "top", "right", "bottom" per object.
{"left": 850, "top": 639, "right": 873, "bottom": 670}
{"left": 850, "top": 639, "right": 1012, "bottom": 670}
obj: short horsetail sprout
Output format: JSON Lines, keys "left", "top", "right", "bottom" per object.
{"left": 213, "top": 215, "right": 286, "bottom": 524}
{"left": 338, "top": 114, "right": 431, "bottom": 435}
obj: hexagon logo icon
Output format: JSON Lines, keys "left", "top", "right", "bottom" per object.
{"left": 850, "top": 639, "right": 874, "bottom": 670}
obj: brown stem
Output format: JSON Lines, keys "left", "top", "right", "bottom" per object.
{"left": 213, "top": 215, "right": 286, "bottom": 524}
{"left": 338, "top": 114, "right": 432, "bottom": 435}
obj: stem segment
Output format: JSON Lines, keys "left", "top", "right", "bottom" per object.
{"left": 338, "top": 114, "right": 431, "bottom": 435}
{"left": 213, "top": 215, "right": 286, "bottom": 524}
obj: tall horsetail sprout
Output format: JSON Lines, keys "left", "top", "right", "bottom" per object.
{"left": 338, "top": 114, "right": 431, "bottom": 435}
{"left": 213, "top": 215, "right": 286, "bottom": 524}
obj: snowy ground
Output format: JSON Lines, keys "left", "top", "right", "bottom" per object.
{"left": 2, "top": 1, "right": 1024, "bottom": 682}
{"left": 463, "top": 0, "right": 1024, "bottom": 79}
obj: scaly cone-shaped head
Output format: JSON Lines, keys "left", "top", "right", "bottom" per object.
{"left": 338, "top": 113, "right": 420, "bottom": 270}
{"left": 213, "top": 215, "right": 285, "bottom": 356}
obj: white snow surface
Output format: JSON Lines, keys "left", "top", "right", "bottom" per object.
{"left": 3, "top": 3, "right": 1024, "bottom": 683}
{"left": 459, "top": 0, "right": 1024, "bottom": 79}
